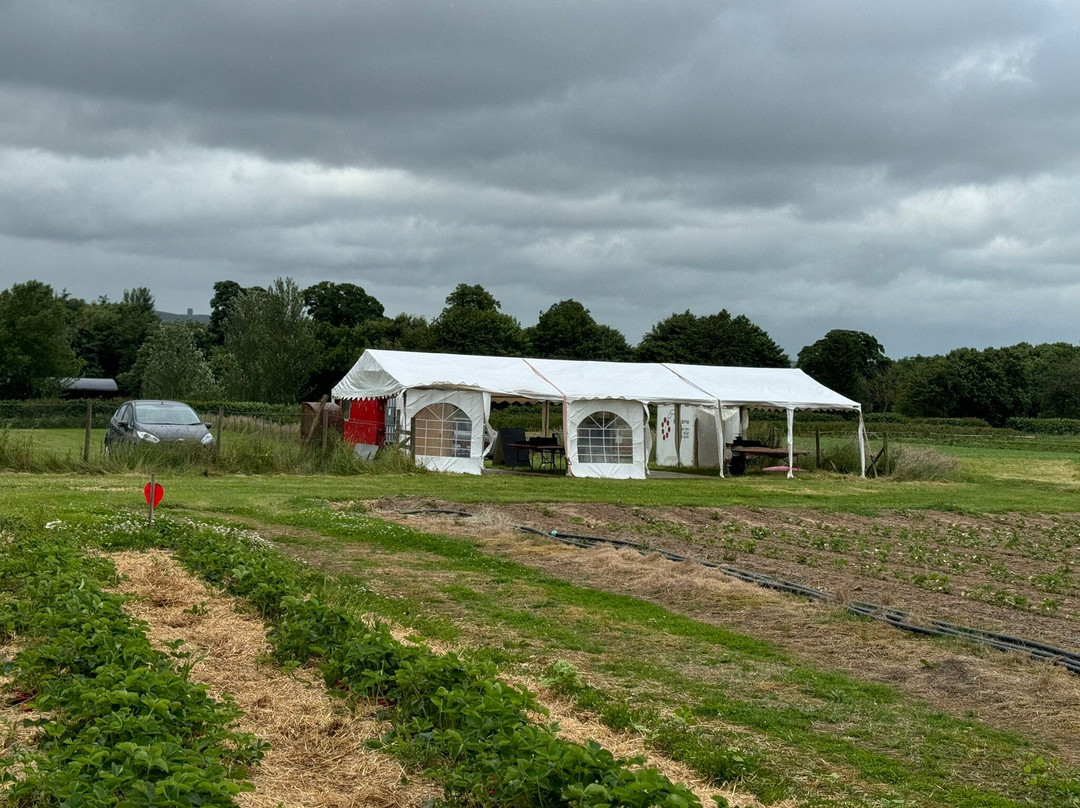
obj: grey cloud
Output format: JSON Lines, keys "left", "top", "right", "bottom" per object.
{"left": 1, "top": 0, "right": 1079, "bottom": 359}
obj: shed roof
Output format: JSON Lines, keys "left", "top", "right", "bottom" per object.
{"left": 59, "top": 377, "right": 119, "bottom": 393}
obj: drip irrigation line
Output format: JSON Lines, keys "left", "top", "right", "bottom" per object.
{"left": 402, "top": 507, "right": 1080, "bottom": 676}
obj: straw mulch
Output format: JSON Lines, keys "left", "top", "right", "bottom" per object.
{"left": 110, "top": 550, "right": 438, "bottom": 808}
{"left": 1, "top": 639, "right": 36, "bottom": 784}
{"left": 498, "top": 674, "right": 773, "bottom": 808}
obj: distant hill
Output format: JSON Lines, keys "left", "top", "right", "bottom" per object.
{"left": 157, "top": 309, "right": 210, "bottom": 324}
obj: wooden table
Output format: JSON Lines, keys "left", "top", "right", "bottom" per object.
{"left": 729, "top": 445, "right": 808, "bottom": 475}
{"left": 508, "top": 443, "right": 566, "bottom": 471}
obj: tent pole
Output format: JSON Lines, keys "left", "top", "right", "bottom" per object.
{"left": 674, "top": 403, "right": 682, "bottom": 467}
{"left": 542, "top": 400, "right": 550, "bottom": 436}
{"left": 715, "top": 402, "right": 725, "bottom": 478}
{"left": 786, "top": 408, "right": 794, "bottom": 479}
{"left": 562, "top": 397, "right": 573, "bottom": 477}
{"left": 858, "top": 410, "right": 867, "bottom": 479}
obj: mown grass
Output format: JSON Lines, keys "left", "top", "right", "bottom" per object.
{"left": 5, "top": 471, "right": 1080, "bottom": 806}
{"left": 42, "top": 503, "right": 1080, "bottom": 806}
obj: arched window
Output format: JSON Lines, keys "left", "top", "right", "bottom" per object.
{"left": 413, "top": 403, "right": 472, "bottom": 457}
{"left": 578, "top": 411, "right": 633, "bottom": 464}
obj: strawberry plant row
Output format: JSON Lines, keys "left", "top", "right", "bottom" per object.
{"left": 0, "top": 525, "right": 264, "bottom": 808}
{"left": 106, "top": 515, "right": 719, "bottom": 808}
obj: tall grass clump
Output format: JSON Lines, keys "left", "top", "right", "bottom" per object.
{"left": 0, "top": 429, "right": 34, "bottom": 469}
{"left": 0, "top": 421, "right": 427, "bottom": 476}
{"left": 816, "top": 440, "right": 863, "bottom": 474}
{"left": 886, "top": 445, "right": 960, "bottom": 482}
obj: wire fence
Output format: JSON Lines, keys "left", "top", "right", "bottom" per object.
{"left": 0, "top": 398, "right": 300, "bottom": 430}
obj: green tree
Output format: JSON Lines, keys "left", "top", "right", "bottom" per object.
{"left": 526, "top": 299, "right": 633, "bottom": 361}
{"left": 1022, "top": 342, "right": 1080, "bottom": 418}
{"left": 636, "top": 310, "right": 789, "bottom": 367}
{"left": 305, "top": 321, "right": 372, "bottom": 399}
{"left": 303, "top": 281, "right": 384, "bottom": 328}
{"left": 221, "top": 277, "right": 317, "bottom": 403}
{"left": 133, "top": 322, "right": 218, "bottom": 400}
{"left": 356, "top": 314, "right": 435, "bottom": 352}
{"left": 300, "top": 282, "right": 388, "bottom": 396}
{"left": 69, "top": 287, "right": 159, "bottom": 393}
{"left": 897, "top": 347, "right": 1031, "bottom": 426}
{"left": 208, "top": 280, "right": 246, "bottom": 346}
{"left": 0, "top": 280, "right": 79, "bottom": 398}
{"left": 797, "top": 329, "right": 891, "bottom": 407}
{"left": 431, "top": 284, "right": 529, "bottom": 356}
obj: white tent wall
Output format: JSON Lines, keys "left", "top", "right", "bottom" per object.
{"left": 695, "top": 410, "right": 722, "bottom": 468}
{"left": 656, "top": 404, "right": 697, "bottom": 467}
{"left": 404, "top": 388, "right": 490, "bottom": 475}
{"left": 566, "top": 398, "right": 648, "bottom": 480}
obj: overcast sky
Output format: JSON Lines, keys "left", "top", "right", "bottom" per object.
{"left": 2, "top": 1, "right": 1078, "bottom": 359}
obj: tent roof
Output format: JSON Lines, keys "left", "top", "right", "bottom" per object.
{"left": 665, "top": 363, "right": 860, "bottom": 411}
{"left": 332, "top": 349, "right": 563, "bottom": 401}
{"left": 525, "top": 357, "right": 716, "bottom": 406}
{"left": 332, "top": 349, "right": 859, "bottom": 412}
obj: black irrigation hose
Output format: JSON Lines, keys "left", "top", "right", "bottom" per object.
{"left": 402, "top": 508, "right": 476, "bottom": 518}
{"left": 403, "top": 508, "right": 1080, "bottom": 677}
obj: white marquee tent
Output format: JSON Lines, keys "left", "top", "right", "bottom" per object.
{"left": 332, "top": 349, "right": 865, "bottom": 479}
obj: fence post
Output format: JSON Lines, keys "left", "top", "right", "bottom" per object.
{"left": 148, "top": 473, "right": 156, "bottom": 526}
{"left": 815, "top": 428, "right": 820, "bottom": 469}
{"left": 321, "top": 405, "right": 329, "bottom": 453}
{"left": 883, "top": 432, "right": 889, "bottom": 474}
{"left": 83, "top": 398, "right": 93, "bottom": 462}
{"left": 215, "top": 407, "right": 224, "bottom": 459}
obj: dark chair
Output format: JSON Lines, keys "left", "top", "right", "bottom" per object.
{"left": 496, "top": 428, "right": 529, "bottom": 468}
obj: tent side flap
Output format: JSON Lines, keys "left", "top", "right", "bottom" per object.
{"left": 404, "top": 388, "right": 488, "bottom": 475}
{"left": 566, "top": 398, "right": 647, "bottom": 480}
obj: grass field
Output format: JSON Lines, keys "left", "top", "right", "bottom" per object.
{"left": 4, "top": 427, "right": 1080, "bottom": 807}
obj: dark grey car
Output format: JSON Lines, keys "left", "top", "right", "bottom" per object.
{"left": 105, "top": 400, "right": 215, "bottom": 450}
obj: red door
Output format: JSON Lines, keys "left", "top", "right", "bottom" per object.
{"left": 343, "top": 398, "right": 386, "bottom": 445}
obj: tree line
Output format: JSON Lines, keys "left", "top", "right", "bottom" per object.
{"left": 2, "top": 277, "right": 1078, "bottom": 425}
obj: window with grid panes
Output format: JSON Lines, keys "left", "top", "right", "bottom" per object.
{"left": 413, "top": 403, "right": 472, "bottom": 457}
{"left": 577, "top": 411, "right": 633, "bottom": 463}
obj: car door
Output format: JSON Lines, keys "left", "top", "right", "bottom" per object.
{"left": 107, "top": 403, "right": 132, "bottom": 446}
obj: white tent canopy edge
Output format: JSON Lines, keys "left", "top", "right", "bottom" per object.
{"left": 332, "top": 349, "right": 865, "bottom": 479}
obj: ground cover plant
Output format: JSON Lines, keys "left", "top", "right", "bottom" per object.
{"left": 0, "top": 520, "right": 263, "bottom": 807}
{"left": 2, "top": 512, "right": 716, "bottom": 808}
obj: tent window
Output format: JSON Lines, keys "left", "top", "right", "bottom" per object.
{"left": 413, "top": 403, "right": 471, "bottom": 458}
{"left": 578, "top": 411, "right": 633, "bottom": 464}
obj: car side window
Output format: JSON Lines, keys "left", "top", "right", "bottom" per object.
{"left": 119, "top": 404, "right": 132, "bottom": 424}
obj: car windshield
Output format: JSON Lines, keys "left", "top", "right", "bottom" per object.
{"left": 135, "top": 403, "right": 202, "bottom": 426}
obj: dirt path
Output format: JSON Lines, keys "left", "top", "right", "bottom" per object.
{"left": 365, "top": 498, "right": 1080, "bottom": 763}
{"left": 111, "top": 549, "right": 438, "bottom": 808}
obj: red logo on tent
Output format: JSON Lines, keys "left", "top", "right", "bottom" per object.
{"left": 660, "top": 417, "right": 671, "bottom": 441}
{"left": 143, "top": 482, "right": 164, "bottom": 508}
